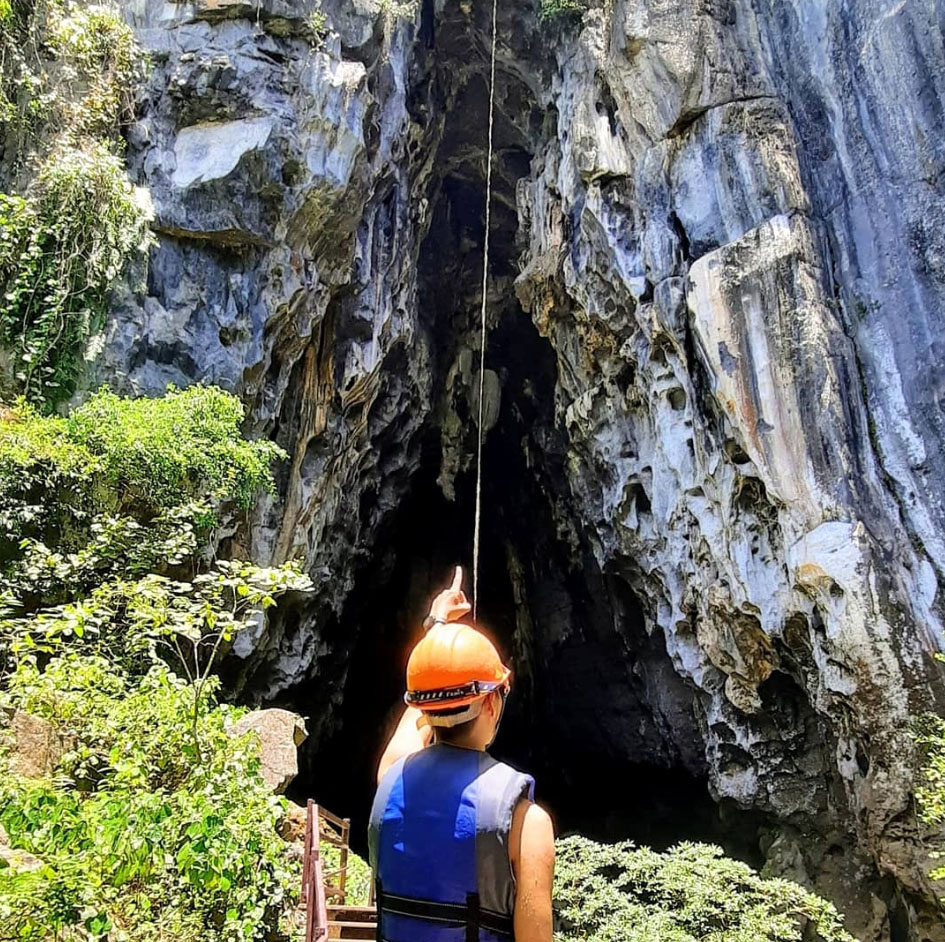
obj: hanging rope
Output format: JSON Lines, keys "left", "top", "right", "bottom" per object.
{"left": 472, "top": 0, "right": 499, "bottom": 623}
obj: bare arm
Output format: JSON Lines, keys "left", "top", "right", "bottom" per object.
{"left": 376, "top": 567, "right": 470, "bottom": 785}
{"left": 510, "top": 800, "right": 555, "bottom": 942}
{"left": 376, "top": 706, "right": 433, "bottom": 785}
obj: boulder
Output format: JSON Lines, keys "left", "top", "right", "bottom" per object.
{"left": 277, "top": 801, "right": 308, "bottom": 843}
{"left": 0, "top": 823, "right": 44, "bottom": 873}
{"left": 10, "top": 710, "right": 68, "bottom": 780}
{"left": 227, "top": 708, "right": 307, "bottom": 793}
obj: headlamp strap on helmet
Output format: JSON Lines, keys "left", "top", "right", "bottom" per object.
{"left": 405, "top": 679, "right": 503, "bottom": 707}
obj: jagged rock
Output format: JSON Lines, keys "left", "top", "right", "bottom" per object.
{"left": 10, "top": 711, "right": 68, "bottom": 780}
{"left": 228, "top": 708, "right": 308, "bottom": 793}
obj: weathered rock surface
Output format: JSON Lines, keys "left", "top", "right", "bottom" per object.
{"left": 9, "top": 710, "right": 71, "bottom": 780}
{"left": 81, "top": 0, "right": 945, "bottom": 938}
{"left": 228, "top": 708, "right": 308, "bottom": 792}
{"left": 0, "top": 823, "right": 44, "bottom": 873}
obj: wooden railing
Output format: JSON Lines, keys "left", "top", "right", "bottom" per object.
{"left": 303, "top": 800, "right": 330, "bottom": 942}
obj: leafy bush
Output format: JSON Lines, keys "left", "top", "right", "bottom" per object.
{"left": 0, "top": 658, "right": 300, "bottom": 942}
{"left": 0, "top": 143, "right": 151, "bottom": 404}
{"left": 377, "top": 0, "right": 417, "bottom": 18}
{"left": 48, "top": 3, "right": 142, "bottom": 140}
{"left": 0, "top": 2, "right": 148, "bottom": 406}
{"left": 915, "top": 703, "right": 945, "bottom": 891}
{"left": 553, "top": 836, "right": 856, "bottom": 942}
{"left": 1, "top": 1, "right": 143, "bottom": 169}
{"left": 322, "top": 843, "right": 373, "bottom": 907}
{"left": 539, "top": 0, "right": 586, "bottom": 22}
{"left": 0, "top": 386, "right": 283, "bottom": 602}
{"left": 0, "top": 386, "right": 312, "bottom": 940}
{"left": 303, "top": 9, "right": 328, "bottom": 46}
{"left": 63, "top": 385, "right": 283, "bottom": 510}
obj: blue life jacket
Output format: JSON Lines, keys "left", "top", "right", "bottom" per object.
{"left": 368, "top": 743, "right": 535, "bottom": 942}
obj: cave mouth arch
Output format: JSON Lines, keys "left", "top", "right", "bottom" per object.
{"left": 287, "top": 305, "right": 762, "bottom": 864}
{"left": 282, "top": 0, "right": 764, "bottom": 866}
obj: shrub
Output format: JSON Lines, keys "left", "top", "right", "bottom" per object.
{"left": 303, "top": 9, "right": 328, "bottom": 46}
{"left": 0, "top": 2, "right": 148, "bottom": 406}
{"left": 0, "top": 386, "right": 312, "bottom": 941}
{"left": 48, "top": 3, "right": 142, "bottom": 139}
{"left": 63, "top": 385, "right": 283, "bottom": 510}
{"left": 1, "top": 1, "right": 144, "bottom": 169}
{"left": 0, "top": 143, "right": 151, "bottom": 405}
{"left": 377, "top": 0, "right": 417, "bottom": 18}
{"left": 539, "top": 0, "right": 586, "bottom": 22}
{"left": 0, "top": 386, "right": 284, "bottom": 612}
{"left": 553, "top": 836, "right": 857, "bottom": 942}
{"left": 915, "top": 704, "right": 945, "bottom": 891}
{"left": 0, "top": 657, "right": 300, "bottom": 942}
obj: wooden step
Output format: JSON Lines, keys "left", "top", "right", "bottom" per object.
{"left": 327, "top": 905, "right": 377, "bottom": 923}
{"left": 327, "top": 922, "right": 376, "bottom": 940}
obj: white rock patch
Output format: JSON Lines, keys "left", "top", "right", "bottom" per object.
{"left": 172, "top": 117, "right": 273, "bottom": 188}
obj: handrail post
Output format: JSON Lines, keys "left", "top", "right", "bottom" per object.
{"left": 339, "top": 816, "right": 350, "bottom": 903}
{"left": 304, "top": 800, "right": 330, "bottom": 941}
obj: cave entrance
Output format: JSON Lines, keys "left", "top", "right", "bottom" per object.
{"left": 293, "top": 304, "right": 758, "bottom": 863}
{"left": 287, "top": 0, "right": 762, "bottom": 867}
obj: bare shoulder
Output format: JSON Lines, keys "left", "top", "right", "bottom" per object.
{"left": 510, "top": 799, "right": 555, "bottom": 873}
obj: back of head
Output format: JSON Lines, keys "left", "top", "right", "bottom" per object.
{"left": 405, "top": 622, "right": 510, "bottom": 729}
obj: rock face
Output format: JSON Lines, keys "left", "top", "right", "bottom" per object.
{"left": 227, "top": 708, "right": 308, "bottom": 793}
{"left": 9, "top": 710, "right": 71, "bottom": 780}
{"left": 85, "top": 0, "right": 945, "bottom": 938}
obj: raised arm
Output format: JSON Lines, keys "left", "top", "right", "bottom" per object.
{"left": 376, "top": 706, "right": 433, "bottom": 785}
{"left": 376, "top": 566, "right": 472, "bottom": 785}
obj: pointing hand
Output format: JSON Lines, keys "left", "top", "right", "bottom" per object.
{"left": 428, "top": 565, "right": 472, "bottom": 624}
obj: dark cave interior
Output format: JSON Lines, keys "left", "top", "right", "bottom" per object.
{"left": 290, "top": 294, "right": 764, "bottom": 862}
{"left": 284, "top": 0, "right": 765, "bottom": 867}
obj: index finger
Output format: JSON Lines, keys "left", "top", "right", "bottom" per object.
{"left": 451, "top": 565, "right": 464, "bottom": 591}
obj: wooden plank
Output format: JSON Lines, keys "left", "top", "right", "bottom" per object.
{"left": 320, "top": 834, "right": 347, "bottom": 847}
{"left": 304, "top": 801, "right": 315, "bottom": 942}
{"left": 338, "top": 817, "right": 350, "bottom": 899}
{"left": 319, "top": 806, "right": 347, "bottom": 827}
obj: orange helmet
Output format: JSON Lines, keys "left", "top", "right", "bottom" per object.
{"left": 405, "top": 622, "right": 511, "bottom": 719}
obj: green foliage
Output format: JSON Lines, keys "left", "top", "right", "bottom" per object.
{"left": 1, "top": 1, "right": 144, "bottom": 170}
{"left": 377, "top": 0, "right": 417, "bottom": 19}
{"left": 48, "top": 3, "right": 142, "bottom": 140}
{"left": 63, "top": 385, "right": 283, "bottom": 510}
{"left": 914, "top": 702, "right": 945, "bottom": 887}
{"left": 539, "top": 0, "right": 586, "bottom": 22}
{"left": 0, "top": 657, "right": 300, "bottom": 941}
{"left": 0, "top": 143, "right": 151, "bottom": 404}
{"left": 553, "top": 836, "right": 857, "bottom": 942}
{"left": 0, "top": 387, "right": 289, "bottom": 685}
{"left": 0, "top": 386, "right": 312, "bottom": 940}
{"left": 0, "top": 385, "right": 282, "bottom": 590}
{"left": 322, "top": 843, "right": 373, "bottom": 907}
{"left": 303, "top": 8, "right": 328, "bottom": 46}
{"left": 0, "top": 2, "right": 148, "bottom": 406}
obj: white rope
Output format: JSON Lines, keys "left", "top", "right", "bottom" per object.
{"left": 473, "top": 0, "right": 498, "bottom": 623}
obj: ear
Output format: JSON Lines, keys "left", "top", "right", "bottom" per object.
{"left": 488, "top": 690, "right": 502, "bottom": 717}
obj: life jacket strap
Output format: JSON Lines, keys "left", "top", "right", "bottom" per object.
{"left": 376, "top": 881, "right": 514, "bottom": 939}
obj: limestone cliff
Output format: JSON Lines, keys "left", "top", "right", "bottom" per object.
{"left": 93, "top": 0, "right": 944, "bottom": 938}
